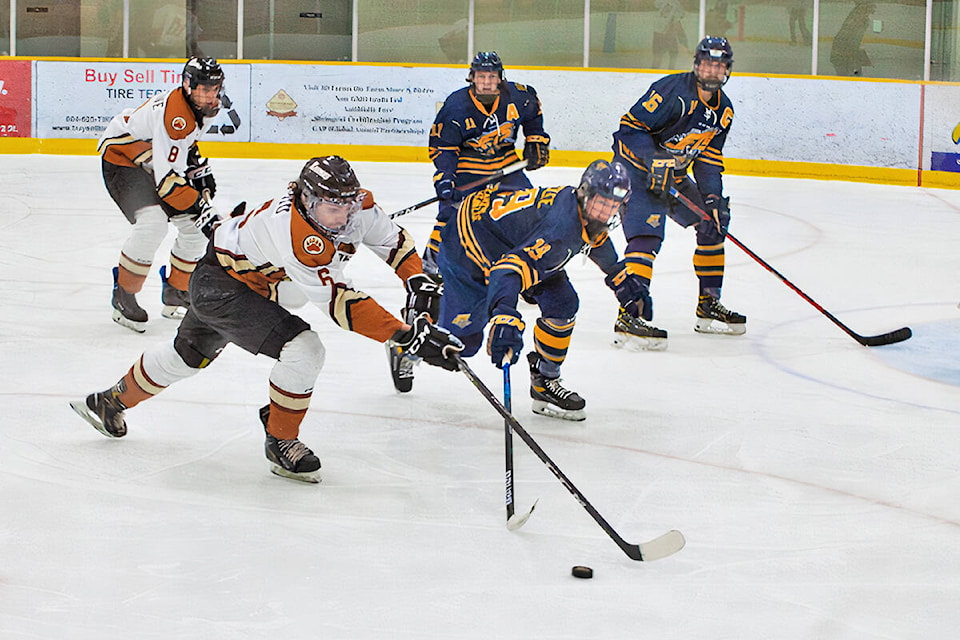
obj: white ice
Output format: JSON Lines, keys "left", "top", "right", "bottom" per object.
{"left": 1, "top": 155, "right": 959, "bottom": 640}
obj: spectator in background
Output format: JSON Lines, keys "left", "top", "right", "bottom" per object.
{"left": 830, "top": 1, "right": 876, "bottom": 76}
{"left": 651, "top": 0, "right": 687, "bottom": 69}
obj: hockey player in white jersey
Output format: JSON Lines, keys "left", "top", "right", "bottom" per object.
{"left": 71, "top": 156, "right": 462, "bottom": 483}
{"left": 99, "top": 56, "right": 224, "bottom": 332}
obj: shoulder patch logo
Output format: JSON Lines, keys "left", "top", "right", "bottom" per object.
{"left": 171, "top": 116, "right": 187, "bottom": 131}
{"left": 303, "top": 235, "right": 326, "bottom": 254}
{"left": 452, "top": 313, "right": 472, "bottom": 329}
{"left": 645, "top": 214, "right": 663, "bottom": 228}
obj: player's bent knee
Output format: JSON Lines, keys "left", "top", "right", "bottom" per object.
{"left": 279, "top": 330, "right": 326, "bottom": 378}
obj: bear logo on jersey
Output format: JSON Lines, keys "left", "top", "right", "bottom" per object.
{"left": 171, "top": 116, "right": 187, "bottom": 131}
{"left": 303, "top": 235, "right": 326, "bottom": 255}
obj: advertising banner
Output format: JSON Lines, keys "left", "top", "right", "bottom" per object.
{"left": 249, "top": 63, "right": 463, "bottom": 146}
{"left": 34, "top": 61, "right": 251, "bottom": 141}
{"left": 924, "top": 84, "right": 960, "bottom": 173}
{"left": 0, "top": 60, "right": 33, "bottom": 137}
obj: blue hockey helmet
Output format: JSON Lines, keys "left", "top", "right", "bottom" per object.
{"left": 467, "top": 51, "right": 505, "bottom": 84}
{"left": 693, "top": 36, "right": 733, "bottom": 91}
{"left": 577, "top": 160, "right": 631, "bottom": 240}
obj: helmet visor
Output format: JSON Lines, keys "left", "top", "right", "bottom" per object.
{"left": 301, "top": 192, "right": 363, "bottom": 236}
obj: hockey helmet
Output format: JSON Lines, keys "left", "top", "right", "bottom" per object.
{"left": 295, "top": 156, "right": 364, "bottom": 239}
{"left": 693, "top": 36, "right": 733, "bottom": 92}
{"left": 467, "top": 51, "right": 505, "bottom": 92}
{"left": 577, "top": 160, "right": 631, "bottom": 240}
{"left": 182, "top": 57, "right": 224, "bottom": 117}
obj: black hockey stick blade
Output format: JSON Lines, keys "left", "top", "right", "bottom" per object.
{"left": 388, "top": 160, "right": 529, "bottom": 219}
{"left": 503, "top": 361, "right": 538, "bottom": 530}
{"left": 454, "top": 353, "right": 684, "bottom": 561}
{"left": 856, "top": 326, "right": 912, "bottom": 347}
{"left": 667, "top": 185, "right": 911, "bottom": 348}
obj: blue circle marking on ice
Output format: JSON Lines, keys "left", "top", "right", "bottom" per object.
{"left": 872, "top": 318, "right": 960, "bottom": 387}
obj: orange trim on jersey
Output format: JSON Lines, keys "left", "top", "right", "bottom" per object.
{"left": 164, "top": 88, "right": 199, "bottom": 140}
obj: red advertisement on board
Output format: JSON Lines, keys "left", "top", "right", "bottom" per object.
{"left": 0, "top": 60, "right": 32, "bottom": 137}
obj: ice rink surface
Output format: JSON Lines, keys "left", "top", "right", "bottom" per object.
{"left": 1, "top": 155, "right": 959, "bottom": 639}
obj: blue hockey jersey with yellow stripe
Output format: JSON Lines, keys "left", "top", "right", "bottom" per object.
{"left": 612, "top": 71, "right": 733, "bottom": 197}
{"left": 429, "top": 81, "right": 549, "bottom": 185}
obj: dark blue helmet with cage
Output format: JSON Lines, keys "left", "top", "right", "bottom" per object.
{"left": 467, "top": 51, "right": 505, "bottom": 82}
{"left": 693, "top": 36, "right": 733, "bottom": 91}
{"left": 577, "top": 159, "right": 631, "bottom": 239}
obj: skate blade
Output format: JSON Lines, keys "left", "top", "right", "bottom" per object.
{"left": 270, "top": 464, "right": 321, "bottom": 484}
{"left": 531, "top": 400, "right": 586, "bottom": 422}
{"left": 161, "top": 305, "right": 186, "bottom": 320}
{"left": 112, "top": 310, "right": 146, "bottom": 333}
{"left": 694, "top": 318, "right": 746, "bottom": 335}
{"left": 69, "top": 399, "right": 125, "bottom": 438}
{"left": 612, "top": 332, "right": 668, "bottom": 352}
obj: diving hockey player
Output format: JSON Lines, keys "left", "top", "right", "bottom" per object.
{"left": 71, "top": 156, "right": 463, "bottom": 483}
{"left": 389, "top": 51, "right": 553, "bottom": 394}
{"left": 434, "top": 160, "right": 631, "bottom": 422}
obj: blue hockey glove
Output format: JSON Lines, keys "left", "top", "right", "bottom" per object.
{"left": 486, "top": 313, "right": 525, "bottom": 368}
{"left": 604, "top": 269, "right": 653, "bottom": 321}
{"left": 435, "top": 177, "right": 456, "bottom": 201}
{"left": 703, "top": 194, "right": 730, "bottom": 237}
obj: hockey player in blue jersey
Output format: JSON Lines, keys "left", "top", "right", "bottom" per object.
{"left": 422, "top": 51, "right": 550, "bottom": 274}
{"left": 387, "top": 51, "right": 553, "bottom": 393}
{"left": 606, "top": 35, "right": 746, "bottom": 351}
{"left": 434, "top": 160, "right": 630, "bottom": 422}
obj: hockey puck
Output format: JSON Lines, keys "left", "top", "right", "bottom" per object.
{"left": 571, "top": 565, "right": 593, "bottom": 579}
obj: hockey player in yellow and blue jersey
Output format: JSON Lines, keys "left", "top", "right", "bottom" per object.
{"left": 422, "top": 51, "right": 551, "bottom": 275}
{"left": 435, "top": 160, "right": 630, "bottom": 422}
{"left": 606, "top": 36, "right": 746, "bottom": 351}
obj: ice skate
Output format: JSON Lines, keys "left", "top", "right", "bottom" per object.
{"left": 386, "top": 343, "right": 417, "bottom": 393}
{"left": 111, "top": 267, "right": 148, "bottom": 333}
{"left": 70, "top": 390, "right": 128, "bottom": 438}
{"left": 694, "top": 295, "right": 746, "bottom": 335}
{"left": 612, "top": 307, "right": 668, "bottom": 351}
{"left": 260, "top": 405, "right": 321, "bottom": 483}
{"left": 159, "top": 266, "right": 190, "bottom": 320}
{"left": 527, "top": 352, "right": 586, "bottom": 422}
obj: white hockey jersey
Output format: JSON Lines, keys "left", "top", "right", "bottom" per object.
{"left": 98, "top": 86, "right": 211, "bottom": 213}
{"left": 211, "top": 188, "right": 421, "bottom": 343}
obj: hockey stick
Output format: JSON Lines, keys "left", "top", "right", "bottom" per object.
{"left": 388, "top": 160, "right": 529, "bottom": 219}
{"left": 454, "top": 353, "right": 685, "bottom": 562}
{"left": 668, "top": 186, "right": 912, "bottom": 347}
{"left": 503, "top": 360, "right": 537, "bottom": 531}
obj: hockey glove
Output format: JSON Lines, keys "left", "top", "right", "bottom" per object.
{"left": 186, "top": 146, "right": 216, "bottom": 199}
{"left": 434, "top": 177, "right": 457, "bottom": 202}
{"left": 703, "top": 194, "right": 730, "bottom": 237}
{"left": 403, "top": 273, "right": 444, "bottom": 323}
{"left": 647, "top": 152, "right": 676, "bottom": 197}
{"left": 390, "top": 313, "right": 463, "bottom": 372}
{"left": 193, "top": 197, "right": 222, "bottom": 238}
{"left": 486, "top": 313, "right": 525, "bottom": 368}
{"left": 604, "top": 269, "right": 653, "bottom": 321}
{"left": 523, "top": 135, "right": 550, "bottom": 171}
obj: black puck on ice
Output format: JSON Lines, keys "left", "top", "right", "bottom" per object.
{"left": 571, "top": 565, "right": 593, "bottom": 579}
